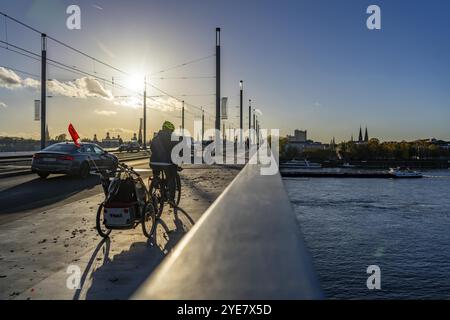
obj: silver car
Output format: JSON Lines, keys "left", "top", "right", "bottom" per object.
{"left": 31, "top": 142, "right": 118, "bottom": 179}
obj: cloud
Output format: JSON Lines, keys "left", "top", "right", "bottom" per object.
{"left": 114, "top": 95, "right": 181, "bottom": 112}
{"left": 23, "top": 78, "right": 40, "bottom": 88}
{"left": 114, "top": 96, "right": 142, "bottom": 109}
{"left": 313, "top": 101, "right": 322, "bottom": 108}
{"left": 0, "top": 67, "right": 113, "bottom": 100}
{"left": 75, "top": 77, "right": 113, "bottom": 99}
{"left": 0, "top": 101, "right": 7, "bottom": 108}
{"left": 94, "top": 109, "right": 117, "bottom": 116}
{"left": 0, "top": 67, "right": 24, "bottom": 88}
{"left": 48, "top": 78, "right": 113, "bottom": 99}
{"left": 147, "top": 96, "right": 182, "bottom": 112}
{"left": 47, "top": 79, "right": 78, "bottom": 97}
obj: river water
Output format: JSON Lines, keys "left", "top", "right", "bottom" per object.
{"left": 284, "top": 170, "right": 450, "bottom": 299}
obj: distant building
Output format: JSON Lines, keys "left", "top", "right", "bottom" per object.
{"left": 330, "top": 137, "right": 336, "bottom": 150}
{"left": 285, "top": 129, "right": 328, "bottom": 153}
{"left": 45, "top": 125, "right": 50, "bottom": 142}
{"left": 102, "top": 132, "right": 120, "bottom": 148}
{"left": 354, "top": 126, "right": 369, "bottom": 144}
{"left": 0, "top": 136, "right": 41, "bottom": 152}
{"left": 429, "top": 138, "right": 450, "bottom": 150}
{"left": 288, "top": 129, "right": 307, "bottom": 143}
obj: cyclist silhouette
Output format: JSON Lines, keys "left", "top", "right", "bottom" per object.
{"left": 150, "top": 121, "right": 178, "bottom": 205}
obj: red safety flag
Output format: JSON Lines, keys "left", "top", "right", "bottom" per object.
{"left": 68, "top": 123, "right": 81, "bottom": 148}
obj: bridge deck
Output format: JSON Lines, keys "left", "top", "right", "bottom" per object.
{"left": 0, "top": 161, "right": 239, "bottom": 300}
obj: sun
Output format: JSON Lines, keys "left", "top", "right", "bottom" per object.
{"left": 125, "top": 74, "right": 145, "bottom": 91}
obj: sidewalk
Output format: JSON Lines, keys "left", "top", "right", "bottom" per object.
{"left": 0, "top": 166, "right": 239, "bottom": 300}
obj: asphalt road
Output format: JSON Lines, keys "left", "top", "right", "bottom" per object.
{"left": 0, "top": 161, "right": 240, "bottom": 299}
{"left": 0, "top": 159, "right": 152, "bottom": 224}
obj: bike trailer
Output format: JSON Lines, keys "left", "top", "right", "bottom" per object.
{"left": 103, "top": 201, "right": 138, "bottom": 229}
{"left": 103, "top": 177, "right": 139, "bottom": 229}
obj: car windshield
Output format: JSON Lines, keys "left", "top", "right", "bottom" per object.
{"left": 43, "top": 144, "right": 78, "bottom": 152}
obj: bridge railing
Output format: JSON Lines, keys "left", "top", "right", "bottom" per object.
{"left": 132, "top": 159, "right": 323, "bottom": 299}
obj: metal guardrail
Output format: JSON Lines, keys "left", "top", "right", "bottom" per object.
{"left": 132, "top": 160, "right": 323, "bottom": 299}
{"left": 0, "top": 148, "right": 139, "bottom": 159}
{"left": 0, "top": 150, "right": 149, "bottom": 163}
{"left": 0, "top": 151, "right": 151, "bottom": 179}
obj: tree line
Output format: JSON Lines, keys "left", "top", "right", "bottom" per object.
{"left": 280, "top": 137, "right": 450, "bottom": 162}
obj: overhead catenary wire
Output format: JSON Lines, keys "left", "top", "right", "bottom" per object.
{"left": 0, "top": 11, "right": 224, "bottom": 125}
{"left": 2, "top": 10, "right": 217, "bottom": 84}
{"left": 0, "top": 40, "right": 143, "bottom": 97}
{"left": 0, "top": 44, "right": 41, "bottom": 62}
{"left": 0, "top": 39, "right": 40, "bottom": 58}
{"left": 150, "top": 54, "right": 215, "bottom": 76}
{"left": 0, "top": 41, "right": 148, "bottom": 102}
{"left": 150, "top": 75, "right": 215, "bottom": 80}
{"left": 0, "top": 64, "right": 39, "bottom": 78}
{"left": 0, "top": 11, "right": 41, "bottom": 34}
{"left": 1, "top": 13, "right": 215, "bottom": 88}
{"left": 3, "top": 13, "right": 8, "bottom": 47}
{"left": 44, "top": 58, "right": 214, "bottom": 116}
{"left": 0, "top": 10, "right": 130, "bottom": 77}
{"left": 145, "top": 81, "right": 213, "bottom": 115}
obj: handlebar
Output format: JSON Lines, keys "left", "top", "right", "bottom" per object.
{"left": 98, "top": 162, "right": 140, "bottom": 179}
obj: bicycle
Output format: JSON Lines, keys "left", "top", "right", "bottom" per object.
{"left": 96, "top": 162, "right": 156, "bottom": 239}
{"left": 148, "top": 165, "right": 182, "bottom": 219}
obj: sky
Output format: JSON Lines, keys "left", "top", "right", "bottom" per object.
{"left": 0, "top": 0, "right": 449, "bottom": 143}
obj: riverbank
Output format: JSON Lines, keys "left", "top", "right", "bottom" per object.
{"left": 321, "top": 159, "right": 450, "bottom": 169}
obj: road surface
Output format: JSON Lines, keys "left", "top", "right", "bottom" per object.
{"left": 0, "top": 159, "right": 240, "bottom": 299}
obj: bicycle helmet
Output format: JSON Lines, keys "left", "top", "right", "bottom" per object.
{"left": 162, "top": 121, "right": 175, "bottom": 132}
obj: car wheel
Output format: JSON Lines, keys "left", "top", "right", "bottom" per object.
{"left": 79, "top": 162, "right": 90, "bottom": 179}
{"left": 38, "top": 172, "right": 49, "bottom": 179}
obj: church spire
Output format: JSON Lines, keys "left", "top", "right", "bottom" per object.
{"left": 364, "top": 127, "right": 369, "bottom": 142}
{"left": 358, "top": 126, "right": 363, "bottom": 142}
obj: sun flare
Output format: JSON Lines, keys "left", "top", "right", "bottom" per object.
{"left": 125, "top": 74, "right": 145, "bottom": 91}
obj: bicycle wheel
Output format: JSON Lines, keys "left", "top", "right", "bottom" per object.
{"left": 96, "top": 203, "right": 112, "bottom": 238}
{"left": 149, "top": 177, "right": 164, "bottom": 219}
{"left": 141, "top": 202, "right": 156, "bottom": 238}
{"left": 174, "top": 173, "right": 182, "bottom": 206}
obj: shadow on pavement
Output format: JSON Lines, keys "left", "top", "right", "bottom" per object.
{"left": 0, "top": 174, "right": 101, "bottom": 215}
{"left": 84, "top": 208, "right": 195, "bottom": 300}
{"left": 73, "top": 237, "right": 111, "bottom": 300}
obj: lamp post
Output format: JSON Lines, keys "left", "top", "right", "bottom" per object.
{"left": 239, "top": 80, "right": 243, "bottom": 144}
{"left": 215, "top": 28, "right": 221, "bottom": 133}
{"left": 40, "top": 33, "right": 47, "bottom": 150}
{"left": 143, "top": 76, "right": 147, "bottom": 149}
{"left": 248, "top": 99, "right": 252, "bottom": 142}
{"left": 201, "top": 108, "right": 205, "bottom": 143}
{"left": 181, "top": 100, "right": 185, "bottom": 136}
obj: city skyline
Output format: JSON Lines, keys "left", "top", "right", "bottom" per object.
{"left": 1, "top": 0, "right": 450, "bottom": 143}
